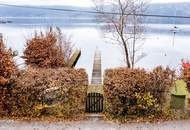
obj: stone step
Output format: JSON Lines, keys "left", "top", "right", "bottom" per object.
{"left": 85, "top": 114, "right": 105, "bottom": 120}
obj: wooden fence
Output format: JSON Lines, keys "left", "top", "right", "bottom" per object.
{"left": 86, "top": 93, "right": 103, "bottom": 113}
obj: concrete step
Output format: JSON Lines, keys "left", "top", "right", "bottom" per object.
{"left": 85, "top": 113, "right": 104, "bottom": 117}
{"left": 85, "top": 114, "right": 105, "bottom": 120}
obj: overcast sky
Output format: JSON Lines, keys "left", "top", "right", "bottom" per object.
{"left": 0, "top": 0, "right": 189, "bottom": 6}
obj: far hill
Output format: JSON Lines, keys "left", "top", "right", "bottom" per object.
{"left": 0, "top": 2, "right": 190, "bottom": 24}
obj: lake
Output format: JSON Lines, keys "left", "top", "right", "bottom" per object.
{"left": 0, "top": 23, "right": 190, "bottom": 80}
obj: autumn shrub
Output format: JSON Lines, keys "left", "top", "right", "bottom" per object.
{"left": 135, "top": 92, "right": 158, "bottom": 116}
{"left": 2, "top": 67, "right": 88, "bottom": 117}
{"left": 104, "top": 67, "right": 175, "bottom": 117}
{"left": 0, "top": 36, "right": 18, "bottom": 115}
{"left": 0, "top": 36, "right": 17, "bottom": 82}
{"left": 104, "top": 68, "right": 153, "bottom": 116}
{"left": 149, "top": 66, "right": 175, "bottom": 106}
{"left": 181, "top": 60, "right": 190, "bottom": 91}
{"left": 23, "top": 27, "right": 73, "bottom": 68}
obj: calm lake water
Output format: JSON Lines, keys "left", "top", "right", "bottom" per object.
{"left": 0, "top": 23, "right": 190, "bottom": 79}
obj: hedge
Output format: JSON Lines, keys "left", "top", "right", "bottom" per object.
{"left": 104, "top": 66, "right": 175, "bottom": 116}
{"left": 0, "top": 67, "right": 88, "bottom": 117}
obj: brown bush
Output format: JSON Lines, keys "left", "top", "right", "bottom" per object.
{"left": 23, "top": 28, "right": 68, "bottom": 68}
{"left": 0, "top": 36, "right": 17, "bottom": 115}
{"left": 1, "top": 67, "right": 88, "bottom": 117}
{"left": 104, "top": 68, "right": 152, "bottom": 116}
{"left": 104, "top": 67, "right": 175, "bottom": 116}
{"left": 149, "top": 66, "right": 175, "bottom": 105}
{"left": 0, "top": 37, "right": 17, "bottom": 82}
{"left": 181, "top": 60, "right": 190, "bottom": 91}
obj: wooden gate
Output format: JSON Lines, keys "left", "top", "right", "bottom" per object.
{"left": 86, "top": 93, "right": 103, "bottom": 113}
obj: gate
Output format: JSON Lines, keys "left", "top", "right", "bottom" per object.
{"left": 86, "top": 93, "right": 103, "bottom": 113}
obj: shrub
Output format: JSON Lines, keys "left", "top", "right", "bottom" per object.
{"left": 0, "top": 36, "right": 17, "bottom": 82}
{"left": 104, "top": 68, "right": 152, "bottom": 116}
{"left": 181, "top": 60, "right": 190, "bottom": 91}
{"left": 23, "top": 27, "right": 73, "bottom": 68}
{"left": 104, "top": 67, "right": 175, "bottom": 117}
{"left": 149, "top": 66, "right": 175, "bottom": 105}
{"left": 0, "top": 36, "right": 18, "bottom": 115}
{"left": 2, "top": 67, "right": 88, "bottom": 117}
{"left": 135, "top": 92, "right": 158, "bottom": 116}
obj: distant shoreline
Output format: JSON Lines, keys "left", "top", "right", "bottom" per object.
{"left": 1, "top": 2, "right": 190, "bottom": 24}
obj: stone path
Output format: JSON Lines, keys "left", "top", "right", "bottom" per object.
{"left": 1, "top": 117, "right": 190, "bottom": 130}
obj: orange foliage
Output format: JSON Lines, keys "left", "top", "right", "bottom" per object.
{"left": 181, "top": 60, "right": 190, "bottom": 91}
{"left": 104, "top": 67, "right": 175, "bottom": 116}
{"left": 0, "top": 76, "right": 8, "bottom": 86}
{"left": 2, "top": 67, "right": 88, "bottom": 117}
{"left": 0, "top": 37, "right": 17, "bottom": 85}
{"left": 23, "top": 28, "right": 65, "bottom": 68}
{"left": 0, "top": 36, "right": 17, "bottom": 115}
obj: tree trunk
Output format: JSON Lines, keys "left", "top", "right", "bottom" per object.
{"left": 124, "top": 44, "right": 131, "bottom": 68}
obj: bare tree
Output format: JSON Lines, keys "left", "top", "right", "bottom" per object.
{"left": 93, "top": 0, "right": 147, "bottom": 68}
{"left": 55, "top": 27, "right": 74, "bottom": 64}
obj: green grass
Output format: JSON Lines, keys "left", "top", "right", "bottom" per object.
{"left": 87, "top": 85, "right": 103, "bottom": 94}
{"left": 170, "top": 80, "right": 189, "bottom": 109}
{"left": 171, "top": 80, "right": 188, "bottom": 96}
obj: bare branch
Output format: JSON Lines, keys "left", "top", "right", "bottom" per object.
{"left": 94, "top": 0, "right": 147, "bottom": 68}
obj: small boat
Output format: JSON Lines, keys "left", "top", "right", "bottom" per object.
{"left": 0, "top": 21, "right": 6, "bottom": 24}
{"left": 0, "top": 20, "right": 13, "bottom": 24}
{"left": 7, "top": 20, "right": 12, "bottom": 23}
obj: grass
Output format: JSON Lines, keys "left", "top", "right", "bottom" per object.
{"left": 170, "top": 80, "right": 189, "bottom": 109}
{"left": 171, "top": 80, "right": 188, "bottom": 96}
{"left": 87, "top": 85, "right": 103, "bottom": 94}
